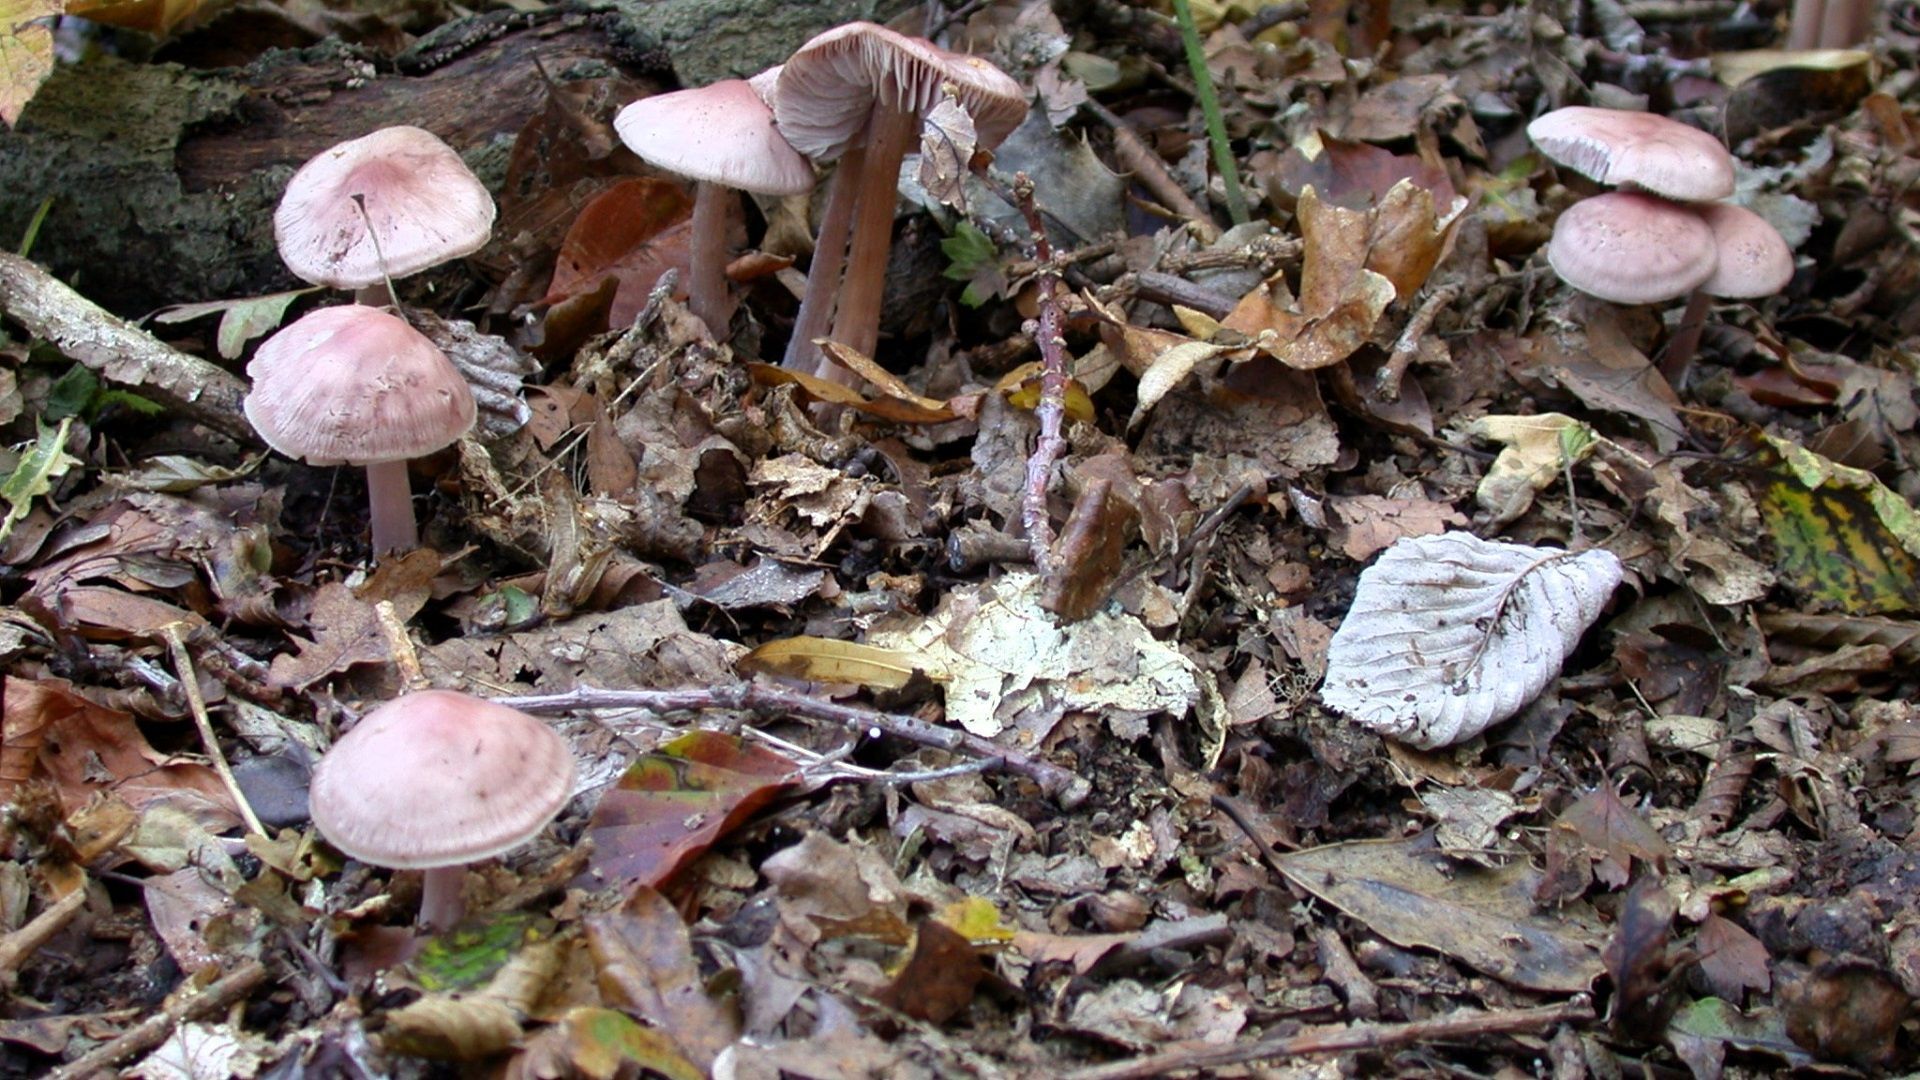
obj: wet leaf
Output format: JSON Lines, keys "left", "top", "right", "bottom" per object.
{"left": 581, "top": 731, "right": 798, "bottom": 893}
{"left": 1321, "top": 533, "right": 1623, "bottom": 749}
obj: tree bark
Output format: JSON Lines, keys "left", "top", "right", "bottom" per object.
{"left": 0, "top": 0, "right": 907, "bottom": 317}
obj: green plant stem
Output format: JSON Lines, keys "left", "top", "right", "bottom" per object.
{"left": 1171, "top": 0, "right": 1250, "bottom": 226}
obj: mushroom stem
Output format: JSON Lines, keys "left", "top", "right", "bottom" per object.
{"left": 418, "top": 865, "right": 467, "bottom": 931}
{"left": 688, "top": 181, "right": 734, "bottom": 334}
{"left": 783, "top": 143, "right": 864, "bottom": 376}
{"left": 1658, "top": 288, "right": 1714, "bottom": 387}
{"left": 354, "top": 282, "right": 395, "bottom": 309}
{"left": 365, "top": 458, "right": 419, "bottom": 554}
{"left": 827, "top": 102, "right": 919, "bottom": 366}
{"left": 1787, "top": 0, "right": 1823, "bottom": 48}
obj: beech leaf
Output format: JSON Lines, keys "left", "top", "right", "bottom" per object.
{"left": 1321, "top": 532, "right": 1623, "bottom": 748}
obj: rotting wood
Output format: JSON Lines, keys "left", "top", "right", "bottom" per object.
{"left": 0, "top": 252, "right": 256, "bottom": 444}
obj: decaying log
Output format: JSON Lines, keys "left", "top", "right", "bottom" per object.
{"left": 0, "top": 0, "right": 906, "bottom": 317}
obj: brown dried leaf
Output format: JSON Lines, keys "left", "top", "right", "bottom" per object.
{"left": 918, "top": 94, "right": 978, "bottom": 212}
{"left": 1696, "top": 913, "right": 1771, "bottom": 999}
{"left": 1328, "top": 494, "right": 1468, "bottom": 561}
{"left": 544, "top": 178, "right": 694, "bottom": 329}
{"left": 585, "top": 888, "right": 740, "bottom": 1069}
{"left": 1550, "top": 786, "right": 1672, "bottom": 889}
{"left": 872, "top": 920, "right": 985, "bottom": 1024}
{"left": 0, "top": 677, "right": 239, "bottom": 829}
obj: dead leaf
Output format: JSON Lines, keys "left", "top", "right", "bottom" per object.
{"left": 1, "top": 676, "right": 239, "bottom": 829}
{"left": 585, "top": 887, "right": 740, "bottom": 1069}
{"left": 580, "top": 731, "right": 798, "bottom": 894}
{"left": 544, "top": 178, "right": 694, "bottom": 331}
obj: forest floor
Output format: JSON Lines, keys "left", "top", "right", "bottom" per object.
{"left": 2, "top": 0, "right": 1919, "bottom": 1076}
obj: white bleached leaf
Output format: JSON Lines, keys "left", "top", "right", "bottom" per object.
{"left": 918, "top": 93, "right": 977, "bottom": 212}
{"left": 1321, "top": 532, "right": 1623, "bottom": 749}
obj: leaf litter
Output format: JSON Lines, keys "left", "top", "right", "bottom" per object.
{"left": 4, "top": 0, "right": 1920, "bottom": 1076}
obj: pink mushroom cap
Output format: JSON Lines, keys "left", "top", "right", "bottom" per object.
{"left": 275, "top": 126, "right": 496, "bottom": 290}
{"left": 308, "top": 690, "right": 575, "bottom": 871}
{"left": 1528, "top": 106, "right": 1735, "bottom": 202}
{"left": 1546, "top": 191, "right": 1717, "bottom": 304}
{"left": 243, "top": 305, "right": 476, "bottom": 467}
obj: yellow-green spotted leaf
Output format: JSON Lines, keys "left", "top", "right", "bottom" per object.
{"left": 1755, "top": 433, "right": 1920, "bottom": 613}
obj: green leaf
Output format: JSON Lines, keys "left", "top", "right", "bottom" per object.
{"left": 0, "top": 417, "right": 79, "bottom": 543}
{"left": 151, "top": 288, "right": 315, "bottom": 360}
{"left": 44, "top": 365, "right": 97, "bottom": 421}
{"left": 44, "top": 363, "right": 161, "bottom": 421}
{"left": 408, "top": 912, "right": 546, "bottom": 992}
{"left": 941, "top": 220, "right": 996, "bottom": 280}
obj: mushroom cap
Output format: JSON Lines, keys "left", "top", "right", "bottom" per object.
{"left": 614, "top": 80, "right": 817, "bottom": 196}
{"left": 244, "top": 305, "right": 477, "bottom": 466}
{"left": 1528, "top": 106, "right": 1735, "bottom": 202}
{"left": 1546, "top": 191, "right": 1717, "bottom": 304}
{"left": 772, "top": 22, "right": 1028, "bottom": 161}
{"left": 308, "top": 690, "right": 576, "bottom": 871}
{"left": 275, "top": 126, "right": 497, "bottom": 289}
{"left": 1698, "top": 202, "right": 1794, "bottom": 298}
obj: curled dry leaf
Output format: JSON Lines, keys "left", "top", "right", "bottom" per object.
{"left": 1321, "top": 532, "right": 1623, "bottom": 749}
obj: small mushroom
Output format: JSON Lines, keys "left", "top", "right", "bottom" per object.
{"left": 772, "top": 23, "right": 1027, "bottom": 379}
{"left": 614, "top": 77, "right": 816, "bottom": 334}
{"left": 1660, "top": 202, "right": 1796, "bottom": 381}
{"left": 244, "top": 305, "right": 476, "bottom": 554}
{"left": 1530, "top": 106, "right": 1792, "bottom": 387}
{"left": 307, "top": 690, "right": 576, "bottom": 932}
{"left": 1544, "top": 191, "right": 1718, "bottom": 304}
{"left": 274, "top": 126, "right": 496, "bottom": 308}
{"left": 1527, "top": 106, "right": 1734, "bottom": 203}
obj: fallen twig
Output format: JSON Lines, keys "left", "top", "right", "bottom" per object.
{"left": 0, "top": 886, "right": 87, "bottom": 987}
{"left": 1080, "top": 100, "right": 1219, "bottom": 241}
{"left": 163, "top": 623, "right": 266, "bottom": 838}
{"left": 1064, "top": 998, "right": 1595, "bottom": 1080}
{"left": 47, "top": 960, "right": 269, "bottom": 1079}
{"left": 1012, "top": 174, "right": 1071, "bottom": 581}
{"left": 493, "top": 682, "right": 1092, "bottom": 809}
{"left": 0, "top": 252, "right": 255, "bottom": 444}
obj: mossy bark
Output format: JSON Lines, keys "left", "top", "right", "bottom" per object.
{"left": 0, "top": 0, "right": 906, "bottom": 317}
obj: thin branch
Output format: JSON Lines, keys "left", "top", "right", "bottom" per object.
{"left": 0, "top": 886, "right": 87, "bottom": 987}
{"left": 163, "top": 624, "right": 266, "bottom": 839}
{"left": 47, "top": 960, "right": 269, "bottom": 1079}
{"left": 1012, "top": 174, "right": 1071, "bottom": 581}
{"left": 493, "top": 682, "right": 1091, "bottom": 808}
{"left": 1064, "top": 998, "right": 1595, "bottom": 1080}
{"left": 0, "top": 252, "right": 255, "bottom": 444}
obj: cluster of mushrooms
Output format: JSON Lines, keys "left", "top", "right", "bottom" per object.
{"left": 245, "top": 23, "right": 1028, "bottom": 932}
{"left": 614, "top": 22, "right": 1027, "bottom": 378}
{"left": 1528, "top": 106, "right": 1794, "bottom": 384}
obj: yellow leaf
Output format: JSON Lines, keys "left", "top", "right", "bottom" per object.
{"left": 0, "top": 0, "right": 57, "bottom": 128}
{"left": 738, "top": 637, "right": 943, "bottom": 689}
